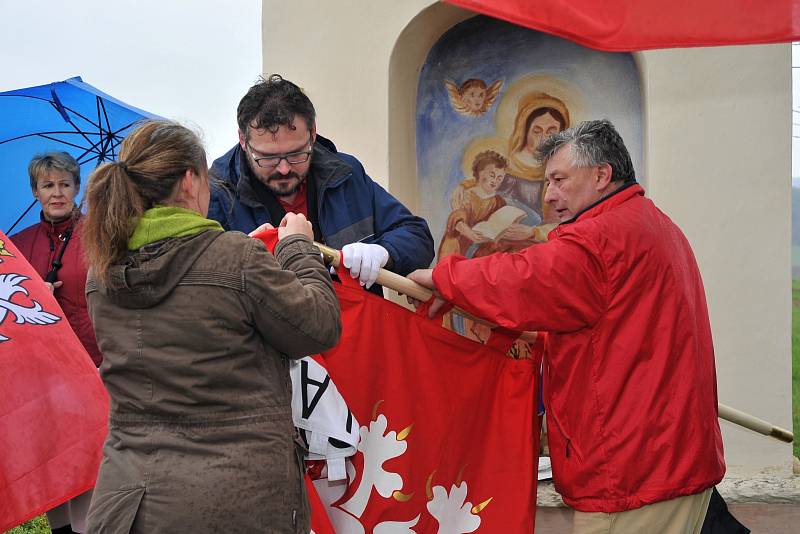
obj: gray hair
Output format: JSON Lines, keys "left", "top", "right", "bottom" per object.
{"left": 536, "top": 119, "right": 635, "bottom": 184}
{"left": 28, "top": 151, "right": 81, "bottom": 190}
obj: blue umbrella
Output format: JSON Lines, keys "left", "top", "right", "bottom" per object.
{"left": 0, "top": 76, "right": 160, "bottom": 234}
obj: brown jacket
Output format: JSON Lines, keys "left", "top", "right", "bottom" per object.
{"left": 85, "top": 230, "right": 341, "bottom": 534}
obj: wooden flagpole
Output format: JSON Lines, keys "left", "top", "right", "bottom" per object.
{"left": 316, "top": 243, "right": 794, "bottom": 444}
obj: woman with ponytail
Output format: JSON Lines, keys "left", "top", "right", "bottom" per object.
{"left": 82, "top": 120, "right": 341, "bottom": 533}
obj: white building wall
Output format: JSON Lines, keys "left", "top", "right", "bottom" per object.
{"left": 262, "top": 0, "right": 793, "bottom": 474}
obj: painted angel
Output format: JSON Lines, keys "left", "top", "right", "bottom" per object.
{"left": 444, "top": 78, "right": 503, "bottom": 116}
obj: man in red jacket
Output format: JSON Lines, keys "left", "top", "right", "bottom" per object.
{"left": 410, "top": 119, "right": 724, "bottom": 533}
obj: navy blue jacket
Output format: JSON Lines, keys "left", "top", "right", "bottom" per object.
{"left": 208, "top": 142, "right": 434, "bottom": 277}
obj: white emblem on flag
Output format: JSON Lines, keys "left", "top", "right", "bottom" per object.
{"left": 0, "top": 273, "right": 61, "bottom": 342}
{"left": 313, "top": 407, "right": 488, "bottom": 533}
{"left": 428, "top": 482, "right": 482, "bottom": 533}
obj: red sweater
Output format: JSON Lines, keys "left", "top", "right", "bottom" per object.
{"left": 433, "top": 184, "right": 724, "bottom": 512}
{"left": 11, "top": 214, "right": 102, "bottom": 366}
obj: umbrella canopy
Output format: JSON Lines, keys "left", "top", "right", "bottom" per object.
{"left": 0, "top": 76, "right": 160, "bottom": 234}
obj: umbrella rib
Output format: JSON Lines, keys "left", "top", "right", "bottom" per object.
{"left": 0, "top": 131, "right": 102, "bottom": 145}
{"left": 54, "top": 99, "right": 141, "bottom": 136}
{"left": 1, "top": 94, "right": 144, "bottom": 141}
{"left": 56, "top": 100, "right": 127, "bottom": 135}
{"left": 5, "top": 200, "right": 38, "bottom": 235}
{"left": 52, "top": 98, "right": 128, "bottom": 163}
{"left": 109, "top": 135, "right": 125, "bottom": 152}
{"left": 98, "top": 98, "right": 117, "bottom": 160}
{"left": 95, "top": 97, "right": 110, "bottom": 162}
{"left": 50, "top": 101, "right": 98, "bottom": 148}
{"left": 35, "top": 133, "right": 101, "bottom": 153}
{"left": 75, "top": 146, "right": 103, "bottom": 164}
{"left": 1, "top": 93, "right": 138, "bottom": 134}
{"left": 52, "top": 98, "right": 103, "bottom": 129}
{"left": 76, "top": 151, "right": 102, "bottom": 165}
{"left": 99, "top": 97, "right": 113, "bottom": 134}
{"left": 46, "top": 90, "right": 119, "bottom": 153}
{"left": 104, "top": 119, "right": 146, "bottom": 160}
{"left": 75, "top": 133, "right": 113, "bottom": 163}
{"left": 111, "top": 119, "right": 142, "bottom": 137}
{"left": 105, "top": 131, "right": 129, "bottom": 158}
{"left": 0, "top": 124, "right": 138, "bottom": 165}
{"left": 0, "top": 93, "right": 56, "bottom": 104}
{"left": 0, "top": 93, "right": 103, "bottom": 134}
{"left": 98, "top": 134, "right": 113, "bottom": 162}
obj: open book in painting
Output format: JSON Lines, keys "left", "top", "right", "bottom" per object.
{"left": 472, "top": 205, "right": 527, "bottom": 241}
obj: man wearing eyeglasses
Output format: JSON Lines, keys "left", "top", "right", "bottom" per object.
{"left": 208, "top": 74, "right": 434, "bottom": 290}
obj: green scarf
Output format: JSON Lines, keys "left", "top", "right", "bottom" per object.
{"left": 128, "top": 206, "right": 223, "bottom": 250}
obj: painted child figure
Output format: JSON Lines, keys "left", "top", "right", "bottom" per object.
{"left": 438, "top": 150, "right": 511, "bottom": 262}
{"left": 439, "top": 150, "right": 544, "bottom": 356}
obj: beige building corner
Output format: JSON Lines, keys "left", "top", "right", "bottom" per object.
{"left": 262, "top": 0, "right": 793, "bottom": 478}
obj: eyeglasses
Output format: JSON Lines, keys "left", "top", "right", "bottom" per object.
{"left": 247, "top": 137, "right": 313, "bottom": 169}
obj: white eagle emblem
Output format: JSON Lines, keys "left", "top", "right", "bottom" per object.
{"left": 0, "top": 273, "right": 61, "bottom": 342}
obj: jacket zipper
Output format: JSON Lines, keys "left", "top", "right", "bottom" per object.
{"left": 48, "top": 234, "right": 56, "bottom": 263}
{"left": 548, "top": 413, "right": 573, "bottom": 459}
{"left": 543, "top": 362, "right": 572, "bottom": 459}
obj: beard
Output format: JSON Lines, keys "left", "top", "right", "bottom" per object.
{"left": 247, "top": 155, "right": 307, "bottom": 198}
{"left": 264, "top": 170, "right": 305, "bottom": 197}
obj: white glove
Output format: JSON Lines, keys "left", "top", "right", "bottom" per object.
{"left": 341, "top": 243, "right": 389, "bottom": 289}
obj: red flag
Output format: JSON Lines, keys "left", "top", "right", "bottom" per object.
{"left": 313, "top": 274, "right": 539, "bottom": 531}
{"left": 0, "top": 232, "right": 108, "bottom": 532}
{"left": 253, "top": 231, "right": 539, "bottom": 531}
{"left": 306, "top": 473, "right": 336, "bottom": 534}
{"left": 445, "top": 0, "right": 800, "bottom": 51}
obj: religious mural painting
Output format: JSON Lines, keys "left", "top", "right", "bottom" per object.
{"left": 416, "top": 16, "right": 643, "bottom": 355}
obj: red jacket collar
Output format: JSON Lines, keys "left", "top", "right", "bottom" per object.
{"left": 547, "top": 183, "right": 643, "bottom": 240}
{"left": 38, "top": 210, "right": 79, "bottom": 236}
{"left": 567, "top": 182, "right": 643, "bottom": 225}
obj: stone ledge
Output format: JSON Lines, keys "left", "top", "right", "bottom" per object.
{"left": 536, "top": 468, "right": 800, "bottom": 507}
{"left": 719, "top": 469, "right": 800, "bottom": 504}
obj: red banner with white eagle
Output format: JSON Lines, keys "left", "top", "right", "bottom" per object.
{"left": 294, "top": 272, "right": 540, "bottom": 532}
{"left": 445, "top": 0, "right": 800, "bottom": 51}
{"left": 257, "top": 231, "right": 542, "bottom": 531}
{"left": 0, "top": 231, "right": 109, "bottom": 532}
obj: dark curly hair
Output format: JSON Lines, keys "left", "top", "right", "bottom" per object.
{"left": 237, "top": 74, "right": 316, "bottom": 138}
{"left": 471, "top": 150, "right": 508, "bottom": 180}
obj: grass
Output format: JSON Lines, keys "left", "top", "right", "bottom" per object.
{"left": 793, "top": 279, "right": 800, "bottom": 459}
{"left": 5, "top": 514, "right": 49, "bottom": 534}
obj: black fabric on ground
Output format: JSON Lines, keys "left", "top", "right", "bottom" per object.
{"left": 700, "top": 487, "right": 750, "bottom": 534}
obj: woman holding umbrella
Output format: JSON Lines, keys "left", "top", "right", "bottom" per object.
{"left": 81, "top": 120, "right": 341, "bottom": 533}
{"left": 10, "top": 151, "right": 101, "bottom": 534}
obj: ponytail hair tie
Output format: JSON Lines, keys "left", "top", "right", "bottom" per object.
{"left": 117, "top": 161, "right": 128, "bottom": 173}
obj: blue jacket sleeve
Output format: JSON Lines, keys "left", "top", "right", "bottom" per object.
{"left": 368, "top": 179, "right": 435, "bottom": 276}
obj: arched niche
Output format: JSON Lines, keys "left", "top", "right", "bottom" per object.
{"left": 389, "top": 8, "right": 643, "bottom": 264}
